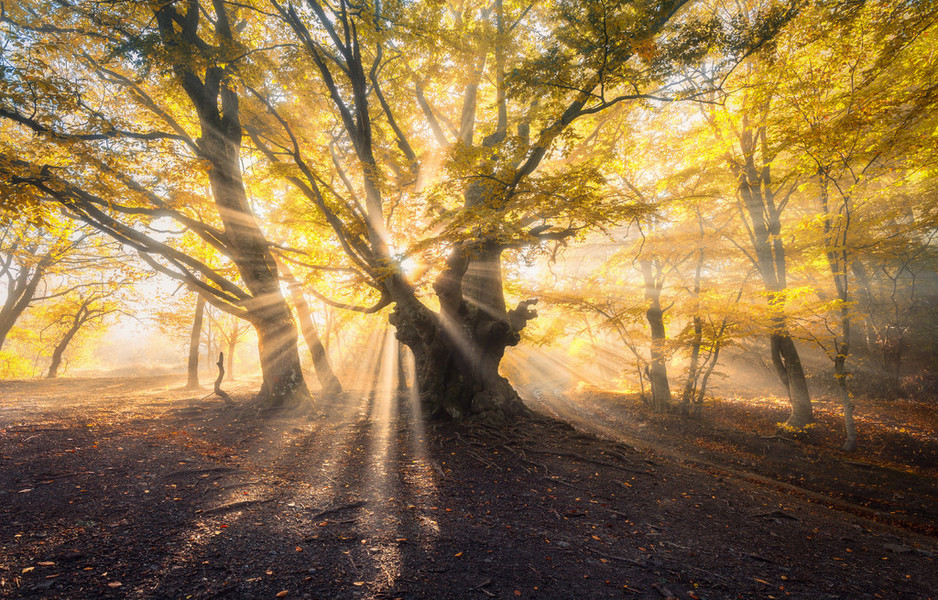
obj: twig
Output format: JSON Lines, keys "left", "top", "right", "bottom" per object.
{"left": 759, "top": 435, "right": 797, "bottom": 444}
{"left": 7, "top": 427, "right": 67, "bottom": 433}
{"left": 652, "top": 582, "right": 678, "bottom": 599}
{"left": 473, "top": 579, "right": 496, "bottom": 597}
{"left": 748, "top": 509, "right": 799, "bottom": 521}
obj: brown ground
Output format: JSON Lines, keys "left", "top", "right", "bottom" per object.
{"left": 0, "top": 376, "right": 936, "bottom": 600}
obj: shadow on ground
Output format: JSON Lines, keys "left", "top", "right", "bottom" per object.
{"left": 0, "top": 376, "right": 936, "bottom": 599}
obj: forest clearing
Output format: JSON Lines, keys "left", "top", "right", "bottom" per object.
{"left": 1, "top": 376, "right": 936, "bottom": 599}
{"left": 2, "top": 0, "right": 938, "bottom": 598}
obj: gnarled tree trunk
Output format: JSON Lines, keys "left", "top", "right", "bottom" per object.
{"left": 770, "top": 329, "right": 812, "bottom": 426}
{"left": 389, "top": 243, "right": 533, "bottom": 424}
{"left": 249, "top": 311, "right": 308, "bottom": 408}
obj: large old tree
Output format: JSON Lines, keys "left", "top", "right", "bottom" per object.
{"left": 0, "top": 0, "right": 316, "bottom": 405}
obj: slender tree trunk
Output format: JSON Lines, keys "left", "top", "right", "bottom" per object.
{"left": 820, "top": 176, "right": 857, "bottom": 451}
{"left": 732, "top": 128, "right": 813, "bottom": 428}
{"left": 681, "top": 244, "right": 705, "bottom": 416}
{"left": 835, "top": 350, "right": 857, "bottom": 452}
{"left": 0, "top": 263, "right": 46, "bottom": 351}
{"left": 397, "top": 339, "right": 408, "bottom": 392}
{"left": 641, "top": 259, "right": 671, "bottom": 411}
{"left": 47, "top": 319, "right": 82, "bottom": 379}
{"left": 695, "top": 346, "right": 721, "bottom": 418}
{"left": 186, "top": 295, "right": 206, "bottom": 389}
{"left": 681, "top": 315, "right": 702, "bottom": 415}
{"left": 226, "top": 329, "right": 236, "bottom": 380}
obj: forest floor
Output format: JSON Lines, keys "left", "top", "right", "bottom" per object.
{"left": 0, "top": 376, "right": 936, "bottom": 600}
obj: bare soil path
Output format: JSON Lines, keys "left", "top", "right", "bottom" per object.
{"left": 0, "top": 377, "right": 935, "bottom": 599}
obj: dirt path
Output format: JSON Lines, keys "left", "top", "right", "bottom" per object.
{"left": 0, "top": 377, "right": 936, "bottom": 599}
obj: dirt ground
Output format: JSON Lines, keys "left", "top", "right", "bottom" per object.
{"left": 0, "top": 376, "right": 936, "bottom": 599}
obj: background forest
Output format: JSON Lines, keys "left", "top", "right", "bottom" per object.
{"left": 0, "top": 0, "right": 936, "bottom": 449}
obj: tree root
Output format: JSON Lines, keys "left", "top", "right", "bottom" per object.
{"left": 198, "top": 498, "right": 275, "bottom": 516}
{"left": 309, "top": 500, "right": 367, "bottom": 521}
{"left": 514, "top": 446, "right": 652, "bottom": 476}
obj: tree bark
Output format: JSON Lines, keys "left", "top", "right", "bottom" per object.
{"left": 681, "top": 314, "right": 702, "bottom": 415}
{"left": 770, "top": 331, "right": 812, "bottom": 427}
{"left": 250, "top": 312, "right": 308, "bottom": 408}
{"left": 681, "top": 243, "right": 705, "bottom": 416}
{"left": 397, "top": 339, "right": 408, "bottom": 392}
{"left": 214, "top": 352, "right": 234, "bottom": 406}
{"left": 0, "top": 258, "right": 47, "bottom": 351}
{"left": 186, "top": 294, "right": 206, "bottom": 389}
{"left": 226, "top": 328, "right": 236, "bottom": 380}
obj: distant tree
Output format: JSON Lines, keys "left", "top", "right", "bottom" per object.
{"left": 43, "top": 286, "right": 126, "bottom": 378}
{"left": 0, "top": 219, "right": 95, "bottom": 351}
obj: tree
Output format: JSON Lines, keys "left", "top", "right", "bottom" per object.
{"left": 44, "top": 288, "right": 124, "bottom": 378}
{"left": 772, "top": 0, "right": 938, "bottom": 447}
{"left": 0, "top": 0, "right": 311, "bottom": 406}
{"left": 686, "top": 29, "right": 815, "bottom": 426}
{"left": 248, "top": 0, "right": 771, "bottom": 421}
{"left": 0, "top": 219, "right": 94, "bottom": 351}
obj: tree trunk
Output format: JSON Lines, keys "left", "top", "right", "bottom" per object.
{"left": 397, "top": 339, "right": 408, "bottom": 392}
{"left": 641, "top": 259, "right": 671, "bottom": 411}
{"left": 154, "top": 1, "right": 311, "bottom": 408}
{"left": 47, "top": 321, "right": 80, "bottom": 379}
{"left": 733, "top": 129, "right": 813, "bottom": 428}
{"left": 186, "top": 295, "right": 206, "bottom": 389}
{"left": 251, "top": 313, "right": 309, "bottom": 408}
{"left": 0, "top": 313, "right": 16, "bottom": 353}
{"left": 681, "top": 314, "right": 702, "bottom": 416}
{"left": 835, "top": 351, "right": 857, "bottom": 452}
{"left": 681, "top": 244, "right": 704, "bottom": 416}
{"left": 213, "top": 352, "right": 234, "bottom": 406}
{"left": 770, "top": 331, "right": 813, "bottom": 427}
{"left": 694, "top": 346, "right": 721, "bottom": 418}
{"left": 389, "top": 244, "right": 533, "bottom": 424}
{"left": 226, "top": 330, "right": 236, "bottom": 380}
{"left": 0, "top": 262, "right": 46, "bottom": 351}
